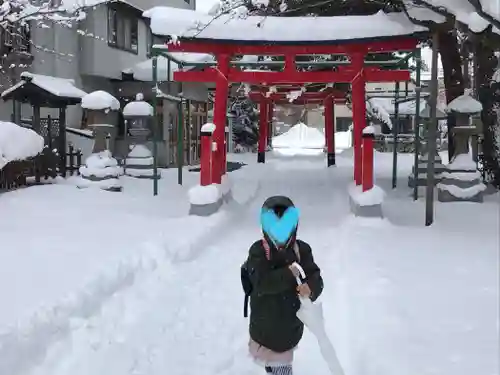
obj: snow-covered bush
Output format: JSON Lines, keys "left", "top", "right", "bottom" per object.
{"left": 0, "top": 121, "right": 44, "bottom": 169}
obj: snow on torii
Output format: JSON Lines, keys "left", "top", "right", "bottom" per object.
{"left": 143, "top": 7, "right": 426, "bottom": 43}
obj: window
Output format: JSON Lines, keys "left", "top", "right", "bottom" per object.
{"left": 1, "top": 24, "right": 30, "bottom": 53}
{"left": 107, "top": 6, "right": 139, "bottom": 54}
{"left": 146, "top": 29, "right": 153, "bottom": 56}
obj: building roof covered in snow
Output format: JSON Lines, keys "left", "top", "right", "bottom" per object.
{"left": 1, "top": 72, "right": 86, "bottom": 107}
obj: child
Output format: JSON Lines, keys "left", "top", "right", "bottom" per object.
{"left": 245, "top": 195, "right": 324, "bottom": 375}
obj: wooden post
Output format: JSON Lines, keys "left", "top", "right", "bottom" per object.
{"left": 213, "top": 54, "right": 230, "bottom": 183}
{"left": 392, "top": 82, "right": 400, "bottom": 188}
{"left": 351, "top": 53, "right": 367, "bottom": 185}
{"left": 258, "top": 98, "right": 269, "bottom": 163}
{"left": 362, "top": 131, "right": 375, "bottom": 191}
{"left": 324, "top": 95, "right": 335, "bottom": 166}
{"left": 200, "top": 126, "right": 213, "bottom": 186}
{"left": 59, "top": 106, "right": 67, "bottom": 176}
{"left": 425, "top": 33, "right": 439, "bottom": 226}
{"left": 268, "top": 100, "right": 274, "bottom": 148}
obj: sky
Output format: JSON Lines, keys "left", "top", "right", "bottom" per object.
{"left": 196, "top": 0, "right": 219, "bottom": 13}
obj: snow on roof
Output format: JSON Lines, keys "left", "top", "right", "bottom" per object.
{"left": 405, "top": 4, "right": 446, "bottom": 24}
{"left": 0, "top": 121, "right": 44, "bottom": 169}
{"left": 422, "top": 0, "right": 499, "bottom": 34}
{"left": 123, "top": 53, "right": 213, "bottom": 81}
{"left": 368, "top": 97, "right": 448, "bottom": 118}
{"left": 143, "top": 7, "right": 427, "bottom": 43}
{"left": 272, "top": 122, "right": 325, "bottom": 149}
{"left": 123, "top": 94, "right": 153, "bottom": 117}
{"left": 366, "top": 98, "right": 392, "bottom": 128}
{"left": 447, "top": 94, "right": 483, "bottom": 114}
{"left": 1, "top": 72, "right": 86, "bottom": 99}
{"left": 12, "top": 0, "right": 143, "bottom": 22}
{"left": 81, "top": 90, "right": 120, "bottom": 111}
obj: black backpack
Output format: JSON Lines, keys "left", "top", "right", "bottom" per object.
{"left": 241, "top": 260, "right": 253, "bottom": 318}
{"left": 241, "top": 242, "right": 301, "bottom": 318}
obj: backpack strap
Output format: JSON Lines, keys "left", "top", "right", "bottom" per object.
{"left": 293, "top": 241, "right": 301, "bottom": 262}
{"left": 244, "top": 294, "right": 249, "bottom": 318}
{"left": 262, "top": 238, "right": 300, "bottom": 262}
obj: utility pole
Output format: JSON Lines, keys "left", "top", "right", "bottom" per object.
{"left": 425, "top": 33, "right": 439, "bottom": 226}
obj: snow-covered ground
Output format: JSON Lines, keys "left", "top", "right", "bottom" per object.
{"left": 1, "top": 138, "right": 498, "bottom": 375}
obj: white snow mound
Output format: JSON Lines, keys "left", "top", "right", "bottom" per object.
{"left": 349, "top": 183, "right": 386, "bottom": 206}
{"left": 447, "top": 94, "right": 483, "bottom": 114}
{"left": 188, "top": 184, "right": 222, "bottom": 205}
{"left": 123, "top": 97, "right": 153, "bottom": 117}
{"left": 80, "top": 151, "right": 123, "bottom": 178}
{"left": 273, "top": 122, "right": 325, "bottom": 149}
{"left": 0, "top": 121, "right": 44, "bottom": 169}
{"left": 81, "top": 90, "right": 120, "bottom": 111}
{"left": 128, "top": 145, "right": 152, "bottom": 158}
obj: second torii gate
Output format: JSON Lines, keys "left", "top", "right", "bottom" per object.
{"left": 248, "top": 89, "right": 347, "bottom": 166}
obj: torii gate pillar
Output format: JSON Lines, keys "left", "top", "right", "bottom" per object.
{"left": 258, "top": 98, "right": 269, "bottom": 163}
{"left": 324, "top": 96, "right": 335, "bottom": 167}
{"left": 351, "top": 53, "right": 367, "bottom": 185}
{"left": 268, "top": 100, "right": 274, "bottom": 148}
{"left": 212, "top": 54, "right": 230, "bottom": 183}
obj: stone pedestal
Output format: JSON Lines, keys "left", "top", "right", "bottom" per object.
{"left": 408, "top": 151, "right": 446, "bottom": 189}
{"left": 90, "top": 124, "right": 115, "bottom": 153}
{"left": 437, "top": 126, "right": 485, "bottom": 202}
{"left": 437, "top": 154, "right": 485, "bottom": 202}
{"left": 188, "top": 184, "right": 224, "bottom": 216}
{"left": 348, "top": 185, "right": 384, "bottom": 219}
{"left": 124, "top": 144, "right": 158, "bottom": 179}
{"left": 78, "top": 150, "right": 123, "bottom": 192}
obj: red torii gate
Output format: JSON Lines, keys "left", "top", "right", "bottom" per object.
{"left": 248, "top": 88, "right": 347, "bottom": 166}
{"left": 164, "top": 37, "right": 417, "bottom": 189}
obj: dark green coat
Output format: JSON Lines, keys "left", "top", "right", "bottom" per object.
{"left": 247, "top": 239, "right": 324, "bottom": 353}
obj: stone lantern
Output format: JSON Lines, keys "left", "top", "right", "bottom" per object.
{"left": 437, "top": 93, "right": 486, "bottom": 202}
{"left": 77, "top": 90, "right": 123, "bottom": 192}
{"left": 123, "top": 93, "right": 157, "bottom": 179}
{"left": 80, "top": 90, "right": 120, "bottom": 153}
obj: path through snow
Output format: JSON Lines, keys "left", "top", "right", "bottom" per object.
{"left": 27, "top": 152, "right": 352, "bottom": 375}
{"left": 24, "top": 151, "right": 500, "bottom": 375}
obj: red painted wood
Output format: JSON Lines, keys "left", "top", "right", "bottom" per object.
{"left": 258, "top": 99, "right": 269, "bottom": 155}
{"left": 200, "top": 132, "right": 212, "bottom": 186}
{"left": 248, "top": 90, "right": 345, "bottom": 101}
{"left": 173, "top": 68, "right": 410, "bottom": 84}
{"left": 324, "top": 96, "right": 334, "bottom": 154}
{"left": 362, "top": 135, "right": 375, "bottom": 191}
{"left": 162, "top": 37, "right": 418, "bottom": 55}
{"left": 351, "top": 53, "right": 366, "bottom": 186}
{"left": 212, "top": 54, "right": 230, "bottom": 184}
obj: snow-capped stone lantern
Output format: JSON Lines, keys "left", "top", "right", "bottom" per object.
{"left": 81, "top": 90, "right": 120, "bottom": 153}
{"left": 122, "top": 93, "right": 158, "bottom": 179}
{"left": 408, "top": 100, "right": 447, "bottom": 192}
{"left": 78, "top": 90, "right": 123, "bottom": 192}
{"left": 437, "top": 93, "right": 486, "bottom": 202}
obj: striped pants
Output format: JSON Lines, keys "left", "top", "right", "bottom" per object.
{"left": 265, "top": 365, "right": 293, "bottom": 375}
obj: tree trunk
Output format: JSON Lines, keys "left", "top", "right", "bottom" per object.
{"left": 438, "top": 29, "right": 465, "bottom": 160}
{"left": 475, "top": 32, "right": 500, "bottom": 187}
